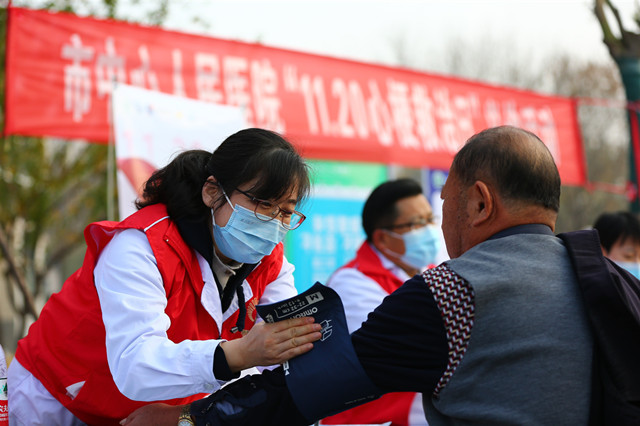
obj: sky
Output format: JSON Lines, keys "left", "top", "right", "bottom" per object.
{"left": 160, "top": 0, "right": 640, "bottom": 74}
{"left": 13, "top": 0, "right": 639, "bottom": 73}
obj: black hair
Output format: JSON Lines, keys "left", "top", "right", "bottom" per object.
{"left": 135, "top": 150, "right": 211, "bottom": 220}
{"left": 362, "top": 178, "right": 424, "bottom": 242}
{"left": 593, "top": 211, "right": 640, "bottom": 251}
{"left": 451, "top": 125, "right": 561, "bottom": 212}
{"left": 136, "top": 128, "right": 310, "bottom": 221}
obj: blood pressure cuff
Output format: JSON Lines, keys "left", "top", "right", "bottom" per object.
{"left": 256, "top": 282, "right": 383, "bottom": 422}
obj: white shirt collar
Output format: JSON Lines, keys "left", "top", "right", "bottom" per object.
{"left": 210, "top": 249, "right": 242, "bottom": 289}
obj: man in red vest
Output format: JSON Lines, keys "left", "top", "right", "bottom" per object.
{"left": 322, "top": 178, "right": 442, "bottom": 426}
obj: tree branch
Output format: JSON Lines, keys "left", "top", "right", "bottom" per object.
{"left": 607, "top": 0, "right": 632, "bottom": 47}
{"left": 594, "top": 0, "right": 640, "bottom": 57}
{"left": 595, "top": 0, "right": 618, "bottom": 43}
{"left": 0, "top": 227, "right": 39, "bottom": 319}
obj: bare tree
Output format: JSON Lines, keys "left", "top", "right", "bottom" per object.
{"left": 386, "top": 31, "right": 630, "bottom": 233}
{"left": 594, "top": 0, "right": 640, "bottom": 57}
{"left": 547, "top": 56, "right": 629, "bottom": 231}
{"left": 594, "top": 0, "right": 640, "bottom": 214}
{"left": 0, "top": 0, "right": 170, "bottom": 358}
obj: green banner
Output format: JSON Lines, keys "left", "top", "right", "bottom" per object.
{"left": 285, "top": 160, "right": 387, "bottom": 292}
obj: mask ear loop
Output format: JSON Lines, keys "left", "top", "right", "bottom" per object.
{"left": 210, "top": 179, "right": 237, "bottom": 212}
{"left": 208, "top": 181, "right": 236, "bottom": 232}
{"left": 221, "top": 189, "right": 236, "bottom": 212}
{"left": 379, "top": 228, "right": 405, "bottom": 260}
{"left": 382, "top": 228, "right": 403, "bottom": 239}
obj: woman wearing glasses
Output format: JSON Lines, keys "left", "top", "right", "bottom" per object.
{"left": 8, "top": 128, "right": 322, "bottom": 426}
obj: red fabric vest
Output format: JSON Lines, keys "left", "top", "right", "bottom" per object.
{"left": 15, "top": 204, "right": 284, "bottom": 425}
{"left": 322, "top": 242, "right": 415, "bottom": 426}
{"left": 344, "top": 242, "right": 405, "bottom": 293}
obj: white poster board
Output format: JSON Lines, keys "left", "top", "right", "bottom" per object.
{"left": 112, "top": 84, "right": 247, "bottom": 219}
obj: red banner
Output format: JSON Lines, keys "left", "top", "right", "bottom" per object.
{"left": 5, "top": 7, "right": 586, "bottom": 185}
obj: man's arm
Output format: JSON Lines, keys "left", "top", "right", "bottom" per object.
{"left": 180, "top": 276, "right": 449, "bottom": 426}
{"left": 351, "top": 275, "right": 449, "bottom": 393}
{"left": 190, "top": 366, "right": 307, "bottom": 425}
{"left": 119, "top": 369, "right": 306, "bottom": 426}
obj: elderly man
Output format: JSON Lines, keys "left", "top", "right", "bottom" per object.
{"left": 123, "top": 125, "right": 593, "bottom": 426}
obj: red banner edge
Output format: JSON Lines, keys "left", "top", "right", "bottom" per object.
{"left": 570, "top": 98, "right": 588, "bottom": 187}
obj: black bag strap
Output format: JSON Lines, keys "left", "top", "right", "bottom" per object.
{"left": 558, "top": 230, "right": 640, "bottom": 424}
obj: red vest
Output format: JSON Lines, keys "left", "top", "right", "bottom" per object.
{"left": 15, "top": 204, "right": 284, "bottom": 425}
{"left": 344, "top": 242, "right": 405, "bottom": 293}
{"left": 322, "top": 242, "right": 415, "bottom": 426}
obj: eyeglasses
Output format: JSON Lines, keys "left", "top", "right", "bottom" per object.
{"left": 234, "top": 187, "right": 306, "bottom": 230}
{"left": 385, "top": 216, "right": 438, "bottom": 231}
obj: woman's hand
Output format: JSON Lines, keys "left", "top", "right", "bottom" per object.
{"left": 221, "top": 316, "right": 322, "bottom": 372}
{"left": 120, "top": 403, "right": 183, "bottom": 426}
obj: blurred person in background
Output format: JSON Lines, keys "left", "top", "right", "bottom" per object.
{"left": 593, "top": 210, "right": 640, "bottom": 278}
{"left": 7, "top": 128, "right": 322, "bottom": 425}
{"left": 322, "top": 178, "right": 440, "bottom": 426}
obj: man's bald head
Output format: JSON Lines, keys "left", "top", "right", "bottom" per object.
{"left": 450, "top": 125, "right": 561, "bottom": 212}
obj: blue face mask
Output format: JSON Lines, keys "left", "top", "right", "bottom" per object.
{"left": 384, "top": 224, "right": 441, "bottom": 270}
{"left": 212, "top": 194, "right": 288, "bottom": 264}
{"left": 616, "top": 261, "right": 640, "bottom": 279}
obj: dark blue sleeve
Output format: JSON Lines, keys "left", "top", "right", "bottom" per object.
{"left": 190, "top": 366, "right": 308, "bottom": 426}
{"left": 351, "top": 274, "right": 449, "bottom": 394}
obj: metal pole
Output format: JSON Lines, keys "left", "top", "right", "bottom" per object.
{"left": 615, "top": 57, "right": 640, "bottom": 213}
